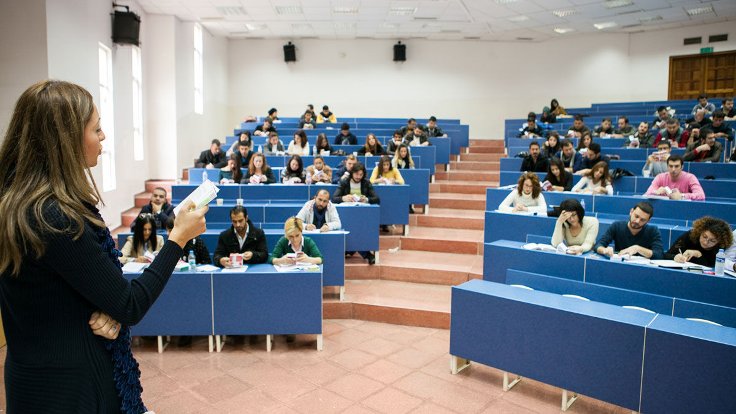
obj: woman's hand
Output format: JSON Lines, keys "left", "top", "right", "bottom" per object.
{"left": 167, "top": 201, "right": 208, "bottom": 249}
{"left": 557, "top": 211, "right": 572, "bottom": 223}
{"left": 567, "top": 246, "right": 584, "bottom": 255}
{"left": 89, "top": 311, "right": 121, "bottom": 340}
{"left": 682, "top": 249, "right": 702, "bottom": 261}
{"left": 135, "top": 256, "right": 149, "bottom": 263}
{"left": 513, "top": 204, "right": 528, "bottom": 212}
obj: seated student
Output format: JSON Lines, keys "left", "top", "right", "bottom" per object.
{"left": 556, "top": 139, "right": 583, "bottom": 173}
{"left": 498, "top": 172, "right": 547, "bottom": 214}
{"left": 576, "top": 132, "right": 593, "bottom": 153}
{"left": 398, "top": 118, "right": 418, "bottom": 137}
{"left": 540, "top": 106, "right": 556, "bottom": 123}
{"left": 576, "top": 142, "right": 608, "bottom": 175}
{"left": 665, "top": 216, "right": 733, "bottom": 267}
{"left": 358, "top": 133, "right": 385, "bottom": 156}
{"left": 164, "top": 217, "right": 210, "bottom": 265}
{"left": 572, "top": 161, "right": 613, "bottom": 195}
{"left": 630, "top": 121, "right": 655, "bottom": 148}
{"left": 296, "top": 189, "right": 342, "bottom": 232}
{"left": 567, "top": 115, "right": 590, "bottom": 138}
{"left": 704, "top": 110, "right": 735, "bottom": 142}
{"left": 219, "top": 153, "right": 243, "bottom": 184}
{"left": 253, "top": 118, "right": 277, "bottom": 136}
{"left": 268, "top": 216, "right": 323, "bottom": 266}
{"left": 593, "top": 117, "right": 615, "bottom": 138}
{"left": 423, "top": 116, "right": 446, "bottom": 137}
{"left": 386, "top": 131, "right": 404, "bottom": 156}
{"left": 541, "top": 131, "right": 561, "bottom": 158}
{"left": 643, "top": 141, "right": 671, "bottom": 176}
{"left": 317, "top": 105, "right": 337, "bottom": 124}
{"left": 213, "top": 206, "right": 268, "bottom": 267}
{"left": 653, "top": 118, "right": 689, "bottom": 148}
{"left": 691, "top": 94, "right": 716, "bottom": 116}
{"left": 282, "top": 154, "right": 306, "bottom": 184}
{"left": 234, "top": 139, "right": 254, "bottom": 168}
{"left": 226, "top": 131, "right": 253, "bottom": 156}
{"left": 305, "top": 155, "right": 332, "bottom": 184}
{"left": 121, "top": 214, "right": 165, "bottom": 264}
{"left": 134, "top": 187, "right": 174, "bottom": 231}
{"left": 543, "top": 157, "right": 573, "bottom": 192}
{"left": 298, "top": 111, "right": 316, "bottom": 129}
{"left": 612, "top": 116, "right": 635, "bottom": 138}
{"left": 551, "top": 199, "right": 599, "bottom": 254}
{"left": 645, "top": 154, "right": 705, "bottom": 200}
{"left": 684, "top": 130, "right": 723, "bottom": 162}
{"left": 263, "top": 132, "right": 285, "bottom": 155}
{"left": 684, "top": 109, "right": 712, "bottom": 130}
{"left": 266, "top": 107, "right": 279, "bottom": 123}
{"left": 333, "top": 154, "right": 357, "bottom": 184}
{"left": 314, "top": 133, "right": 333, "bottom": 155}
{"left": 242, "top": 153, "right": 276, "bottom": 184}
{"left": 195, "top": 139, "right": 227, "bottom": 169}
{"left": 721, "top": 97, "right": 735, "bottom": 119}
{"left": 594, "top": 201, "right": 663, "bottom": 259}
{"left": 403, "top": 126, "right": 430, "bottom": 147}
{"left": 331, "top": 162, "right": 379, "bottom": 264}
{"left": 683, "top": 122, "right": 701, "bottom": 148}
{"left": 392, "top": 144, "right": 415, "bottom": 169}
{"left": 519, "top": 118, "right": 544, "bottom": 138}
{"left": 334, "top": 122, "right": 357, "bottom": 145}
{"left": 301, "top": 104, "right": 315, "bottom": 121}
{"left": 550, "top": 98, "right": 567, "bottom": 117}
{"left": 652, "top": 105, "right": 674, "bottom": 130}
{"left": 287, "top": 129, "right": 310, "bottom": 156}
{"left": 520, "top": 141, "right": 548, "bottom": 173}
{"left": 370, "top": 155, "right": 404, "bottom": 185}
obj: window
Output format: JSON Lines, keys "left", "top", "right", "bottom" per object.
{"left": 98, "top": 43, "right": 116, "bottom": 191}
{"left": 193, "top": 23, "right": 203, "bottom": 114}
{"left": 132, "top": 46, "right": 144, "bottom": 161}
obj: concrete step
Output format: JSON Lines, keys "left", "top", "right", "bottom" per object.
{"left": 435, "top": 171, "right": 499, "bottom": 182}
{"left": 399, "top": 226, "right": 484, "bottom": 255}
{"left": 428, "top": 193, "right": 486, "bottom": 210}
{"left": 410, "top": 208, "right": 484, "bottom": 230}
{"left": 459, "top": 153, "right": 506, "bottom": 162}
{"left": 119, "top": 207, "right": 140, "bottom": 229}
{"left": 145, "top": 179, "right": 174, "bottom": 194}
{"left": 469, "top": 139, "right": 505, "bottom": 147}
{"left": 449, "top": 160, "right": 499, "bottom": 171}
{"left": 345, "top": 250, "right": 482, "bottom": 286}
{"left": 467, "top": 146, "right": 505, "bottom": 154}
{"left": 433, "top": 180, "right": 497, "bottom": 195}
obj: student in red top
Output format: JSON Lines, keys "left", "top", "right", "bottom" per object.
{"left": 653, "top": 118, "right": 689, "bottom": 148}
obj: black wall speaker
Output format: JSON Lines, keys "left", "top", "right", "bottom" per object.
{"left": 112, "top": 10, "right": 141, "bottom": 46}
{"left": 283, "top": 42, "right": 296, "bottom": 62}
{"left": 393, "top": 41, "right": 406, "bottom": 62}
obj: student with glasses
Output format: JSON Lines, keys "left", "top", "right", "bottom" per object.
{"left": 664, "top": 216, "right": 733, "bottom": 267}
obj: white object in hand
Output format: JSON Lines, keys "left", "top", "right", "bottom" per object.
{"left": 173, "top": 180, "right": 219, "bottom": 215}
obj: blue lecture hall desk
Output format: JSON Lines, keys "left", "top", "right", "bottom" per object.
{"left": 124, "top": 264, "right": 323, "bottom": 353}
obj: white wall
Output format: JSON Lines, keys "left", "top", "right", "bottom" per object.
{"left": 0, "top": 0, "right": 48, "bottom": 141}
{"left": 227, "top": 21, "right": 735, "bottom": 139}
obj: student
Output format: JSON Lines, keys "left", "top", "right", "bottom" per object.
{"left": 567, "top": 115, "right": 590, "bottom": 138}
{"left": 314, "top": 132, "right": 333, "bottom": 155}
{"left": 691, "top": 94, "right": 716, "bottom": 116}
{"left": 612, "top": 116, "right": 635, "bottom": 138}
{"left": 684, "top": 131, "right": 723, "bottom": 162}
{"left": 287, "top": 129, "right": 310, "bottom": 156}
{"left": 556, "top": 139, "right": 583, "bottom": 173}
{"left": 317, "top": 105, "right": 337, "bottom": 124}
{"left": 334, "top": 122, "right": 357, "bottom": 145}
{"left": 593, "top": 117, "right": 614, "bottom": 137}
{"left": 520, "top": 141, "right": 548, "bottom": 173}
{"left": 403, "top": 126, "right": 430, "bottom": 147}
{"left": 358, "top": 133, "right": 385, "bottom": 156}
{"left": 551, "top": 199, "right": 599, "bottom": 254}
{"left": 541, "top": 131, "right": 561, "bottom": 158}
{"left": 135, "top": 187, "right": 174, "bottom": 231}
{"left": 665, "top": 216, "right": 733, "bottom": 267}
{"left": 423, "top": 116, "right": 446, "bottom": 137}
{"left": 164, "top": 217, "right": 210, "bottom": 265}
{"left": 234, "top": 139, "right": 254, "bottom": 168}
{"left": 281, "top": 154, "right": 306, "bottom": 184}
{"left": 652, "top": 105, "right": 673, "bottom": 130}
{"left": 253, "top": 118, "right": 276, "bottom": 136}
{"left": 576, "top": 132, "right": 592, "bottom": 153}
{"left": 268, "top": 217, "right": 323, "bottom": 266}
{"left": 242, "top": 153, "right": 276, "bottom": 184}
{"left": 263, "top": 132, "right": 285, "bottom": 155}
{"left": 630, "top": 121, "right": 655, "bottom": 148}
{"left": 121, "top": 214, "right": 165, "bottom": 264}
{"left": 213, "top": 206, "right": 268, "bottom": 267}
{"left": 386, "top": 131, "right": 404, "bottom": 156}
{"left": 370, "top": 155, "right": 404, "bottom": 185}
{"left": 195, "top": 139, "right": 227, "bottom": 168}
{"left": 218, "top": 153, "right": 243, "bottom": 184}
{"left": 645, "top": 154, "right": 705, "bottom": 200}
{"left": 654, "top": 118, "right": 689, "bottom": 148}
{"left": 398, "top": 118, "right": 418, "bottom": 137}
{"left": 550, "top": 98, "right": 567, "bottom": 116}
{"left": 393, "top": 144, "right": 415, "bottom": 169}
{"left": 305, "top": 155, "right": 333, "bottom": 184}
{"left": 333, "top": 154, "right": 357, "bottom": 184}
{"left": 519, "top": 119, "right": 544, "bottom": 138}
{"left": 594, "top": 202, "right": 663, "bottom": 259}
{"left": 298, "top": 111, "right": 316, "bottom": 129}
{"left": 543, "top": 157, "right": 573, "bottom": 192}
{"left": 643, "top": 141, "right": 671, "bottom": 176}
{"left": 704, "top": 110, "right": 735, "bottom": 142}
{"left": 721, "top": 97, "right": 735, "bottom": 119}
{"left": 498, "top": 172, "right": 547, "bottom": 214}
{"left": 296, "top": 189, "right": 342, "bottom": 232}
{"left": 266, "top": 107, "right": 279, "bottom": 123}
{"left": 572, "top": 161, "right": 613, "bottom": 195}
{"left": 576, "top": 142, "right": 608, "bottom": 175}
{"left": 226, "top": 130, "right": 253, "bottom": 156}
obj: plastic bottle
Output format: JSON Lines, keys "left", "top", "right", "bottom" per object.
{"left": 580, "top": 199, "right": 586, "bottom": 210}
{"left": 188, "top": 250, "right": 196, "bottom": 272}
{"left": 715, "top": 249, "right": 726, "bottom": 276}
{"left": 257, "top": 145, "right": 262, "bottom": 154}
{"left": 313, "top": 145, "right": 317, "bottom": 155}
{"left": 306, "top": 171, "right": 313, "bottom": 185}
{"left": 202, "top": 170, "right": 208, "bottom": 183}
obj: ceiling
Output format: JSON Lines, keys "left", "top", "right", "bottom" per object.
{"left": 130, "top": 0, "right": 736, "bottom": 42}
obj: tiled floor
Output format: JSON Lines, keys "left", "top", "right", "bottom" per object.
{"left": 0, "top": 320, "right": 630, "bottom": 413}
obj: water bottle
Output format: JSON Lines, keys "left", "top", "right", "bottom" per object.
{"left": 580, "top": 199, "right": 586, "bottom": 210}
{"left": 257, "top": 145, "right": 262, "bottom": 153}
{"left": 715, "top": 249, "right": 726, "bottom": 276}
{"left": 313, "top": 145, "right": 317, "bottom": 155}
{"left": 306, "top": 171, "right": 312, "bottom": 185}
{"left": 202, "top": 170, "right": 208, "bottom": 183}
{"left": 188, "top": 250, "right": 196, "bottom": 272}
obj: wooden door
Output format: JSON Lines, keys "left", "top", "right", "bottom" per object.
{"left": 668, "top": 50, "right": 736, "bottom": 100}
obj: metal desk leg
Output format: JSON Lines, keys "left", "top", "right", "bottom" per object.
{"left": 316, "top": 334, "right": 323, "bottom": 351}
{"left": 503, "top": 372, "right": 522, "bottom": 391}
{"left": 562, "top": 389, "right": 579, "bottom": 411}
{"left": 450, "top": 355, "right": 470, "bottom": 374}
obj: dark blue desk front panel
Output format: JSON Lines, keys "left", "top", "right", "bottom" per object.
{"left": 123, "top": 272, "right": 213, "bottom": 336}
{"left": 641, "top": 315, "right": 736, "bottom": 414}
{"left": 398, "top": 169, "right": 431, "bottom": 205}
{"left": 672, "top": 298, "right": 736, "bottom": 329}
{"left": 336, "top": 205, "right": 380, "bottom": 251}
{"left": 373, "top": 184, "right": 410, "bottom": 225}
{"left": 483, "top": 240, "right": 585, "bottom": 283}
{"left": 263, "top": 229, "right": 346, "bottom": 287}
{"left": 592, "top": 195, "right": 736, "bottom": 224}
{"left": 172, "top": 184, "right": 240, "bottom": 204}
{"left": 212, "top": 264, "right": 322, "bottom": 335}
{"left": 451, "top": 280, "right": 650, "bottom": 411}
{"left": 409, "top": 146, "right": 436, "bottom": 175}
{"left": 430, "top": 137, "right": 451, "bottom": 164}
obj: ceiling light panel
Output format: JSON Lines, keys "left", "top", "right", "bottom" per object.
{"left": 275, "top": 6, "right": 303, "bottom": 15}
{"left": 390, "top": 7, "right": 417, "bottom": 16}
{"left": 552, "top": 10, "right": 576, "bottom": 18}
{"left": 554, "top": 27, "right": 574, "bottom": 34}
{"left": 333, "top": 6, "right": 358, "bottom": 14}
{"left": 216, "top": 6, "right": 247, "bottom": 16}
{"left": 604, "top": 0, "right": 633, "bottom": 9}
{"left": 686, "top": 6, "right": 714, "bottom": 16}
{"left": 593, "top": 21, "right": 617, "bottom": 29}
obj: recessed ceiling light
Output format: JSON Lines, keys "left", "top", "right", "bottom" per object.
{"left": 333, "top": 6, "right": 358, "bottom": 14}
{"left": 494, "top": 0, "right": 518, "bottom": 4}
{"left": 381, "top": 22, "right": 399, "bottom": 29}
{"left": 686, "top": 6, "right": 714, "bottom": 16}
{"left": 334, "top": 22, "right": 357, "bottom": 31}
{"left": 594, "top": 21, "right": 617, "bottom": 30}
{"left": 516, "top": 37, "right": 533, "bottom": 41}
{"left": 604, "top": 0, "right": 633, "bottom": 9}
{"left": 244, "top": 23, "right": 266, "bottom": 31}
{"left": 508, "top": 15, "right": 529, "bottom": 22}
{"left": 216, "top": 6, "right": 247, "bottom": 16}
{"left": 639, "top": 15, "right": 663, "bottom": 23}
{"left": 554, "top": 27, "right": 574, "bottom": 34}
{"left": 553, "top": 9, "right": 576, "bottom": 18}
{"left": 275, "top": 6, "right": 303, "bottom": 15}
{"left": 390, "top": 7, "right": 417, "bottom": 16}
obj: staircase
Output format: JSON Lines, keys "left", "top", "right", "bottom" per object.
{"left": 324, "top": 139, "right": 504, "bottom": 328}
{"left": 112, "top": 180, "right": 176, "bottom": 237}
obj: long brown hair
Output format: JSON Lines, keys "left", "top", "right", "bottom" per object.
{"left": 0, "top": 80, "right": 105, "bottom": 276}
{"left": 586, "top": 161, "right": 611, "bottom": 185}
{"left": 516, "top": 172, "right": 541, "bottom": 198}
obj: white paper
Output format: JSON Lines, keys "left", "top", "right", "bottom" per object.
{"left": 173, "top": 180, "right": 220, "bottom": 216}
{"left": 221, "top": 266, "right": 248, "bottom": 273}
{"left": 195, "top": 264, "right": 219, "bottom": 272}
{"left": 521, "top": 243, "right": 558, "bottom": 253}
{"left": 650, "top": 260, "right": 709, "bottom": 270}
{"left": 122, "top": 262, "right": 148, "bottom": 273}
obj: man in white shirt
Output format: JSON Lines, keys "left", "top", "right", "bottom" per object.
{"left": 296, "top": 189, "right": 341, "bottom": 232}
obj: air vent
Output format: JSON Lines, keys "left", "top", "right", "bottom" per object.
{"left": 216, "top": 7, "right": 246, "bottom": 16}
{"left": 516, "top": 37, "right": 533, "bottom": 41}
{"left": 683, "top": 37, "right": 702, "bottom": 45}
{"left": 709, "top": 34, "right": 728, "bottom": 43}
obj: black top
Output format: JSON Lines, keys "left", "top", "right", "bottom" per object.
{"left": 664, "top": 231, "right": 719, "bottom": 267}
{"left": 334, "top": 133, "right": 358, "bottom": 145}
{"left": 544, "top": 170, "right": 573, "bottom": 191}
{"left": 195, "top": 149, "right": 227, "bottom": 168}
{"left": 332, "top": 178, "right": 380, "bottom": 205}
{"left": 357, "top": 144, "right": 385, "bottom": 156}
{"left": 520, "top": 154, "right": 549, "bottom": 173}
{"left": 212, "top": 221, "right": 269, "bottom": 267}
{"left": 181, "top": 236, "right": 211, "bottom": 264}
{"left": 0, "top": 203, "right": 182, "bottom": 413}
{"left": 133, "top": 202, "right": 174, "bottom": 231}
{"left": 593, "top": 221, "right": 664, "bottom": 259}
